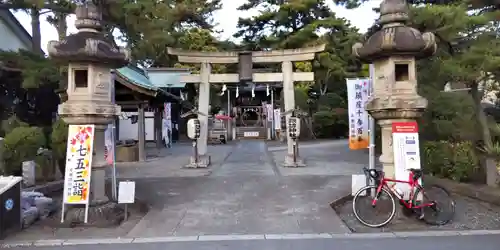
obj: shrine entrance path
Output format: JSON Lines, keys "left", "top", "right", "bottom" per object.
{"left": 210, "top": 140, "right": 279, "bottom": 177}
{"left": 125, "top": 140, "right": 367, "bottom": 238}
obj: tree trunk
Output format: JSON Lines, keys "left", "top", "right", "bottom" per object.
{"left": 52, "top": 12, "right": 69, "bottom": 92}
{"left": 55, "top": 13, "right": 67, "bottom": 41}
{"left": 470, "top": 81, "right": 498, "bottom": 186}
{"left": 30, "top": 8, "right": 42, "bottom": 54}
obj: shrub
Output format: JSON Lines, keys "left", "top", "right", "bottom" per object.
{"left": 419, "top": 92, "right": 478, "bottom": 141}
{"left": 51, "top": 118, "right": 68, "bottom": 176}
{"left": 50, "top": 119, "right": 68, "bottom": 160}
{"left": 312, "top": 110, "right": 348, "bottom": 138}
{"left": 1, "top": 115, "right": 28, "bottom": 136}
{"left": 317, "top": 92, "right": 346, "bottom": 111}
{"left": 2, "top": 126, "right": 46, "bottom": 175}
{"left": 421, "top": 140, "right": 479, "bottom": 182}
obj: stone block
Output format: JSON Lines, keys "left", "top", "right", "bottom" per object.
{"left": 283, "top": 154, "right": 305, "bottom": 167}
{"left": 22, "top": 161, "right": 36, "bottom": 187}
{"left": 22, "top": 206, "right": 39, "bottom": 228}
{"left": 185, "top": 155, "right": 211, "bottom": 168}
{"left": 34, "top": 196, "right": 56, "bottom": 219}
{"left": 21, "top": 191, "right": 57, "bottom": 220}
{"left": 116, "top": 144, "right": 139, "bottom": 162}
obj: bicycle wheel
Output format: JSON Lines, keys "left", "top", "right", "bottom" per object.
{"left": 352, "top": 185, "right": 396, "bottom": 228}
{"left": 412, "top": 184, "right": 455, "bottom": 225}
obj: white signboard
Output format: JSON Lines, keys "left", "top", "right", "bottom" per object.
{"left": 273, "top": 109, "right": 281, "bottom": 130}
{"left": 346, "top": 79, "right": 370, "bottom": 150}
{"left": 244, "top": 131, "right": 259, "bottom": 137}
{"left": 118, "top": 181, "right": 136, "bottom": 204}
{"left": 392, "top": 121, "right": 422, "bottom": 199}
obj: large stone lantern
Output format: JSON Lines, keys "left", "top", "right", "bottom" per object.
{"left": 352, "top": 0, "right": 436, "bottom": 178}
{"left": 47, "top": 1, "right": 130, "bottom": 224}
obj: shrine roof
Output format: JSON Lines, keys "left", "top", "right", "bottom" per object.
{"left": 147, "top": 68, "right": 189, "bottom": 89}
{"left": 114, "top": 65, "right": 186, "bottom": 103}
{"left": 115, "top": 65, "right": 156, "bottom": 92}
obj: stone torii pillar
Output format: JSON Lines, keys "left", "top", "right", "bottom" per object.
{"left": 167, "top": 46, "right": 325, "bottom": 168}
{"left": 196, "top": 62, "right": 211, "bottom": 167}
{"left": 352, "top": 0, "right": 436, "bottom": 178}
{"left": 281, "top": 60, "right": 300, "bottom": 166}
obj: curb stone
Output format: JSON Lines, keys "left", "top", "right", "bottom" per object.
{"left": 3, "top": 230, "right": 500, "bottom": 247}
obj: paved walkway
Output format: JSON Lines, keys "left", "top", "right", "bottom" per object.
{"left": 125, "top": 140, "right": 365, "bottom": 237}
{"left": 211, "top": 140, "right": 278, "bottom": 176}
{"left": 7, "top": 139, "right": 368, "bottom": 242}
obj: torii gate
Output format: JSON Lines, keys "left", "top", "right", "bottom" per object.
{"left": 167, "top": 45, "right": 325, "bottom": 168}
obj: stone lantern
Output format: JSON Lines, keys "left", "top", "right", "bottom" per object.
{"left": 352, "top": 0, "right": 436, "bottom": 178}
{"left": 47, "top": 1, "right": 130, "bottom": 223}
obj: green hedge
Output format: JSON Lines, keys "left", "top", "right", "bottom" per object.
{"left": 312, "top": 110, "right": 348, "bottom": 138}
{"left": 421, "top": 140, "right": 479, "bottom": 182}
{"left": 2, "top": 126, "right": 47, "bottom": 175}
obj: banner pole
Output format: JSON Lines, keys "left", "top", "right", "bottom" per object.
{"left": 368, "top": 64, "right": 376, "bottom": 196}
{"left": 110, "top": 71, "right": 117, "bottom": 201}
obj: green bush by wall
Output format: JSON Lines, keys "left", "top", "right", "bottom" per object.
{"left": 421, "top": 140, "right": 479, "bottom": 182}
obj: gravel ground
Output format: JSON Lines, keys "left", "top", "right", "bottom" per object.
{"left": 334, "top": 194, "right": 500, "bottom": 233}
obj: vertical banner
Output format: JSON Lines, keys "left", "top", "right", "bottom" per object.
{"left": 164, "top": 103, "right": 171, "bottom": 122}
{"left": 104, "top": 125, "right": 114, "bottom": 165}
{"left": 104, "top": 72, "right": 115, "bottom": 165}
{"left": 63, "top": 125, "right": 95, "bottom": 204}
{"left": 347, "top": 79, "right": 370, "bottom": 150}
{"left": 163, "top": 102, "right": 172, "bottom": 147}
{"left": 266, "top": 104, "right": 273, "bottom": 122}
{"left": 392, "top": 121, "right": 422, "bottom": 199}
{"left": 273, "top": 109, "right": 281, "bottom": 130}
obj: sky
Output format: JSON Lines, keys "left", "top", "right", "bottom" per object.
{"left": 12, "top": 0, "right": 381, "bottom": 54}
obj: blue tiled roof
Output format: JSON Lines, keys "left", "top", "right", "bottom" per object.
{"left": 115, "top": 66, "right": 188, "bottom": 92}
{"left": 113, "top": 65, "right": 188, "bottom": 103}
{"left": 148, "top": 70, "right": 187, "bottom": 88}
{"left": 115, "top": 65, "right": 156, "bottom": 91}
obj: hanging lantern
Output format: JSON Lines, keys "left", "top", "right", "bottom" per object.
{"left": 266, "top": 84, "right": 270, "bottom": 96}
{"left": 251, "top": 84, "right": 255, "bottom": 98}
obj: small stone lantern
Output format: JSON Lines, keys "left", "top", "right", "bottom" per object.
{"left": 47, "top": 1, "right": 130, "bottom": 224}
{"left": 352, "top": 0, "right": 436, "bottom": 178}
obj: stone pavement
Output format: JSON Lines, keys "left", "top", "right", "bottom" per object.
{"left": 125, "top": 139, "right": 366, "bottom": 237}
{"left": 6, "top": 139, "right": 368, "bottom": 242}
{"left": 113, "top": 143, "right": 234, "bottom": 178}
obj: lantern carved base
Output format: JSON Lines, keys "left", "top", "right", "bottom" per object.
{"left": 61, "top": 201, "right": 125, "bottom": 227}
{"left": 283, "top": 154, "right": 305, "bottom": 168}
{"left": 185, "top": 155, "right": 211, "bottom": 168}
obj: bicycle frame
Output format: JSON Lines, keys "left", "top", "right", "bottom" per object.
{"left": 372, "top": 171, "right": 434, "bottom": 209}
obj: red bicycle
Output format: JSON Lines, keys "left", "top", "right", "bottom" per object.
{"left": 352, "top": 167, "right": 455, "bottom": 228}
